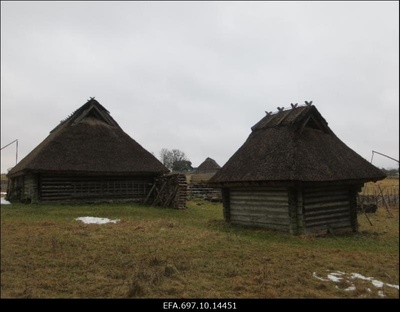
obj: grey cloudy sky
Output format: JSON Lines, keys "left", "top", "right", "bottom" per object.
{"left": 1, "top": 1, "right": 399, "bottom": 173}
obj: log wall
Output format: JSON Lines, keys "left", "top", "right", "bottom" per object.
{"left": 221, "top": 188, "right": 230, "bottom": 222}
{"left": 229, "top": 187, "right": 290, "bottom": 231}
{"left": 24, "top": 174, "right": 39, "bottom": 203}
{"left": 6, "top": 176, "right": 24, "bottom": 202}
{"left": 38, "top": 174, "right": 153, "bottom": 202}
{"left": 303, "top": 185, "right": 353, "bottom": 233}
{"left": 222, "top": 184, "right": 357, "bottom": 235}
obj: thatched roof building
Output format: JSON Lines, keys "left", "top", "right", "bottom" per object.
{"left": 7, "top": 98, "right": 168, "bottom": 203}
{"left": 188, "top": 157, "right": 221, "bottom": 200}
{"left": 210, "top": 103, "right": 385, "bottom": 234}
{"left": 195, "top": 157, "right": 221, "bottom": 174}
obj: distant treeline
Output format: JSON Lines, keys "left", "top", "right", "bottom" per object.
{"left": 380, "top": 167, "right": 399, "bottom": 177}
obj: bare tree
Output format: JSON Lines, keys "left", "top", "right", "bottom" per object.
{"left": 160, "top": 148, "right": 189, "bottom": 171}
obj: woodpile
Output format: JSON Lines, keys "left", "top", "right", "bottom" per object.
{"left": 144, "top": 174, "right": 187, "bottom": 209}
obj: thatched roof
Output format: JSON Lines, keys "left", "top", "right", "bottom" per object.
{"left": 8, "top": 98, "right": 169, "bottom": 177}
{"left": 210, "top": 104, "right": 386, "bottom": 185}
{"left": 195, "top": 157, "right": 221, "bottom": 174}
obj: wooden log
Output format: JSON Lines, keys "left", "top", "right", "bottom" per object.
{"left": 144, "top": 183, "right": 156, "bottom": 204}
{"left": 152, "top": 181, "right": 167, "bottom": 206}
{"left": 378, "top": 185, "right": 393, "bottom": 217}
{"left": 163, "top": 185, "right": 178, "bottom": 208}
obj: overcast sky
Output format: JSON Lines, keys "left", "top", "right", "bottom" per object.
{"left": 1, "top": 1, "right": 399, "bottom": 173}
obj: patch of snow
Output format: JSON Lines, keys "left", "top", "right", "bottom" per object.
{"left": 350, "top": 273, "right": 372, "bottom": 281}
{"left": 378, "top": 290, "right": 386, "bottom": 298}
{"left": 351, "top": 272, "right": 398, "bottom": 290}
{"left": 327, "top": 271, "right": 345, "bottom": 282}
{"left": 1, "top": 198, "right": 11, "bottom": 205}
{"left": 313, "top": 272, "right": 329, "bottom": 281}
{"left": 75, "top": 216, "right": 120, "bottom": 224}
{"left": 335, "top": 284, "right": 356, "bottom": 292}
{"left": 313, "top": 270, "right": 400, "bottom": 296}
{"left": 386, "top": 283, "right": 399, "bottom": 290}
{"left": 371, "top": 280, "right": 384, "bottom": 288}
{"left": 344, "top": 285, "right": 356, "bottom": 292}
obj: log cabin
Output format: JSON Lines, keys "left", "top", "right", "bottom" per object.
{"left": 6, "top": 98, "right": 168, "bottom": 203}
{"left": 209, "top": 103, "right": 386, "bottom": 234}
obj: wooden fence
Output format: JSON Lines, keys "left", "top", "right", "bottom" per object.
{"left": 187, "top": 183, "right": 221, "bottom": 201}
{"left": 186, "top": 173, "right": 221, "bottom": 201}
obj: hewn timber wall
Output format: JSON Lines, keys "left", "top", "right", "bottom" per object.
{"left": 39, "top": 174, "right": 153, "bottom": 202}
{"left": 288, "top": 187, "right": 304, "bottom": 235}
{"left": 221, "top": 188, "right": 230, "bottom": 221}
{"left": 6, "top": 176, "right": 24, "bottom": 202}
{"left": 229, "top": 187, "right": 290, "bottom": 231}
{"left": 302, "top": 186, "right": 353, "bottom": 234}
{"left": 23, "top": 174, "right": 39, "bottom": 203}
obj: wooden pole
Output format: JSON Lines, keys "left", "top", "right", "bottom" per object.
{"left": 0, "top": 139, "right": 19, "bottom": 165}
{"left": 378, "top": 185, "right": 393, "bottom": 218}
{"left": 16, "top": 139, "right": 18, "bottom": 164}
{"left": 143, "top": 183, "right": 156, "bottom": 204}
{"left": 371, "top": 150, "right": 399, "bottom": 163}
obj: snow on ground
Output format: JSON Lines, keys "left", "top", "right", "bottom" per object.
{"left": 1, "top": 198, "right": 11, "bottom": 205}
{"left": 75, "top": 216, "right": 120, "bottom": 224}
{"left": 327, "top": 271, "right": 345, "bottom": 282}
{"left": 313, "top": 270, "right": 399, "bottom": 297}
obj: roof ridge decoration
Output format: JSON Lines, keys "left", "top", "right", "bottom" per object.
{"left": 265, "top": 100, "right": 313, "bottom": 116}
{"left": 7, "top": 97, "right": 169, "bottom": 177}
{"left": 209, "top": 103, "right": 386, "bottom": 184}
{"left": 252, "top": 101, "right": 316, "bottom": 132}
{"left": 60, "top": 97, "right": 97, "bottom": 125}
{"left": 50, "top": 97, "right": 117, "bottom": 133}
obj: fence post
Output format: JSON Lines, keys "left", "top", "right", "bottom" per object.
{"left": 378, "top": 185, "right": 393, "bottom": 218}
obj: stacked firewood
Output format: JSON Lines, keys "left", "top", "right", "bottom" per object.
{"left": 144, "top": 174, "right": 187, "bottom": 209}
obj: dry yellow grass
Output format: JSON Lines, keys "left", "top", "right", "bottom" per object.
{"left": 1, "top": 200, "right": 399, "bottom": 298}
{"left": 362, "top": 177, "right": 399, "bottom": 195}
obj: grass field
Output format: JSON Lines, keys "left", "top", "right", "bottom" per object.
{"left": 1, "top": 200, "right": 398, "bottom": 298}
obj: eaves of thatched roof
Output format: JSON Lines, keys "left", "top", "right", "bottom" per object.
{"left": 210, "top": 104, "right": 386, "bottom": 185}
{"left": 8, "top": 98, "right": 169, "bottom": 177}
